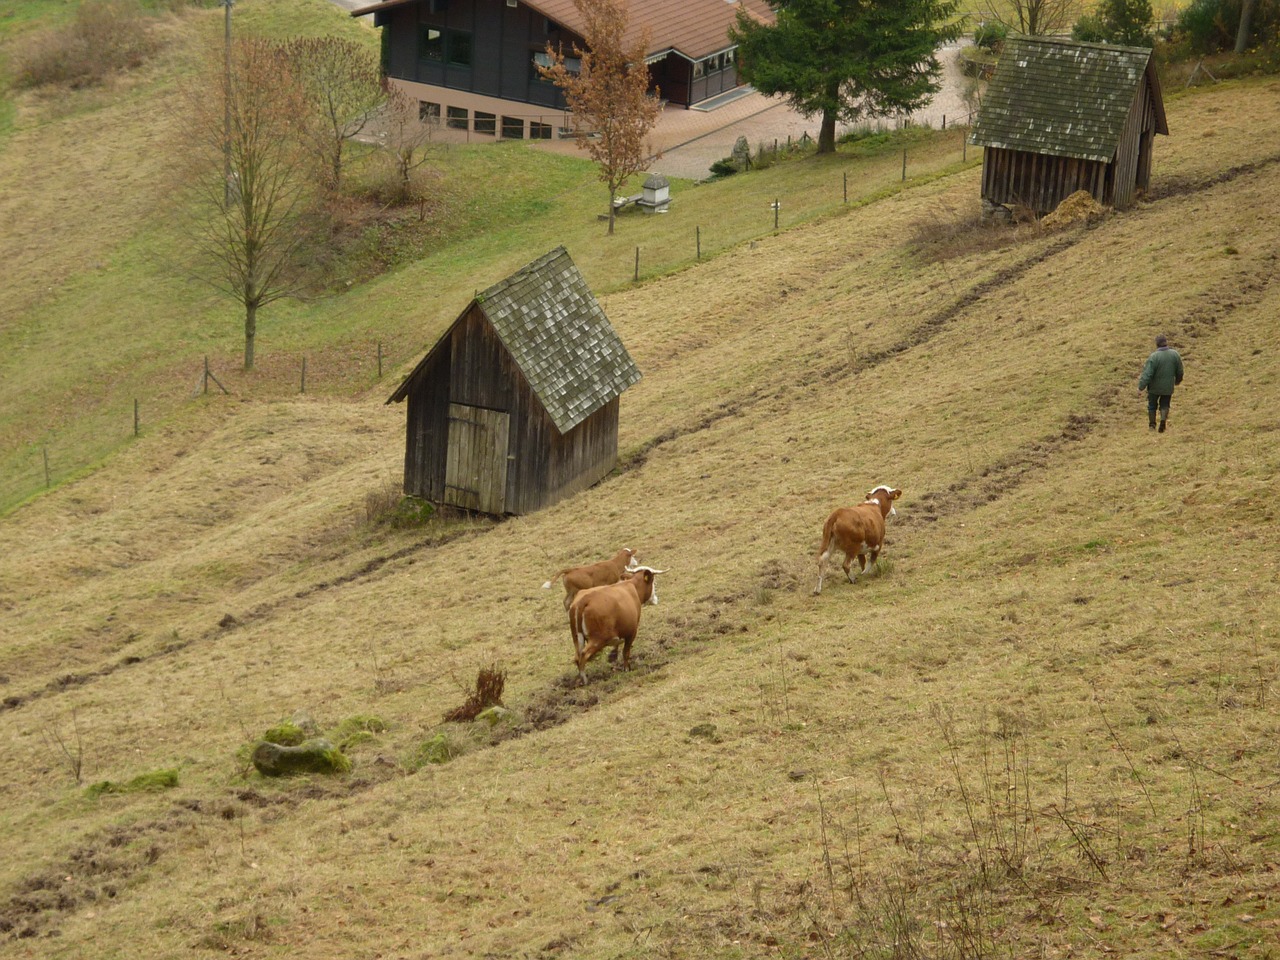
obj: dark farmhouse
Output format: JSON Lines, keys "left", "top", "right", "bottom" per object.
{"left": 969, "top": 37, "right": 1168, "bottom": 215}
{"left": 350, "top": 0, "right": 774, "bottom": 139}
{"left": 387, "top": 247, "right": 641, "bottom": 516}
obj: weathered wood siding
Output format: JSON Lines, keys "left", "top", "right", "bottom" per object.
{"left": 1119, "top": 74, "right": 1159, "bottom": 206}
{"left": 981, "top": 74, "right": 1161, "bottom": 213}
{"left": 402, "top": 344, "right": 449, "bottom": 501}
{"left": 981, "top": 147, "right": 1110, "bottom": 212}
{"left": 401, "top": 305, "right": 620, "bottom": 516}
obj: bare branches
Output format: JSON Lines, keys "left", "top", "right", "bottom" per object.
{"left": 277, "top": 36, "right": 386, "bottom": 192}
{"left": 537, "top": 0, "right": 661, "bottom": 234}
{"left": 174, "top": 39, "right": 323, "bottom": 370}
{"left": 42, "top": 709, "right": 86, "bottom": 785}
{"left": 981, "top": 0, "right": 1080, "bottom": 36}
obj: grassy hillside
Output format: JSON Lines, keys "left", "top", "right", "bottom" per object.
{"left": 0, "top": 0, "right": 988, "bottom": 514}
{"left": 2, "top": 59, "right": 1278, "bottom": 957}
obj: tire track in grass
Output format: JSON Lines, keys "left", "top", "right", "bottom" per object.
{"left": 904, "top": 249, "right": 1279, "bottom": 525}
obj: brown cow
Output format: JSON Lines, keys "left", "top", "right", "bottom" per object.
{"left": 567, "top": 566, "right": 665, "bottom": 685}
{"left": 542, "top": 547, "right": 637, "bottom": 610}
{"left": 812, "top": 485, "right": 901, "bottom": 595}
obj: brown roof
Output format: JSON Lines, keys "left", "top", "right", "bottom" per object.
{"left": 351, "top": 0, "right": 774, "bottom": 62}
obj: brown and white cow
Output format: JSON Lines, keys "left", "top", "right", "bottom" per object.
{"left": 567, "top": 566, "right": 665, "bottom": 685}
{"left": 812, "top": 485, "right": 901, "bottom": 595}
{"left": 542, "top": 547, "right": 637, "bottom": 610}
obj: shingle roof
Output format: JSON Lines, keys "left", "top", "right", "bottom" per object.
{"left": 350, "top": 0, "right": 774, "bottom": 62}
{"left": 388, "top": 248, "right": 641, "bottom": 435}
{"left": 969, "top": 37, "right": 1168, "bottom": 163}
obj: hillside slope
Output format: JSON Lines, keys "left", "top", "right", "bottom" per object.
{"left": 1, "top": 79, "right": 1278, "bottom": 958}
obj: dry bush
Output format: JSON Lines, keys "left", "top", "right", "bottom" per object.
{"left": 442, "top": 665, "right": 507, "bottom": 723}
{"left": 12, "top": 0, "right": 159, "bottom": 90}
{"left": 908, "top": 202, "right": 1046, "bottom": 263}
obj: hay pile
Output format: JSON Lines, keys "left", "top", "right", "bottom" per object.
{"left": 1042, "top": 190, "right": 1106, "bottom": 227}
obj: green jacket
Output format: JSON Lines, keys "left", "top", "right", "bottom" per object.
{"left": 1139, "top": 347, "right": 1184, "bottom": 396}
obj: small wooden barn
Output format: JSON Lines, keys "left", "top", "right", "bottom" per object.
{"left": 387, "top": 247, "right": 641, "bottom": 516}
{"left": 968, "top": 37, "right": 1168, "bottom": 214}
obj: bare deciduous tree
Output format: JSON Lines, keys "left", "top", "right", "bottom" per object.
{"left": 176, "top": 39, "right": 321, "bottom": 370}
{"left": 985, "top": 0, "right": 1080, "bottom": 36}
{"left": 380, "top": 84, "right": 439, "bottom": 215}
{"left": 537, "top": 0, "right": 661, "bottom": 235}
{"left": 277, "top": 36, "right": 386, "bottom": 192}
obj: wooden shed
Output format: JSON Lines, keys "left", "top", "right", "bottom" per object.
{"left": 968, "top": 37, "right": 1168, "bottom": 214}
{"left": 387, "top": 247, "right": 641, "bottom": 516}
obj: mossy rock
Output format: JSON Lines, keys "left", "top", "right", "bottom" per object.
{"left": 261, "top": 722, "right": 310, "bottom": 746}
{"left": 251, "top": 738, "right": 350, "bottom": 777}
{"left": 412, "top": 733, "right": 461, "bottom": 768}
{"left": 86, "top": 768, "right": 180, "bottom": 798}
{"left": 475, "top": 706, "right": 514, "bottom": 728}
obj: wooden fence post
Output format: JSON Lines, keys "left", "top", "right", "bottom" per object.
{"left": 43, "top": 447, "right": 50, "bottom": 488}
{"left": 378, "top": 341, "right": 383, "bottom": 379}
{"left": 774, "top": 198, "right": 779, "bottom": 230}
{"left": 843, "top": 171, "right": 848, "bottom": 204}
{"left": 134, "top": 399, "right": 139, "bottom": 437}
{"left": 634, "top": 247, "right": 639, "bottom": 282}
{"left": 902, "top": 149, "right": 907, "bottom": 181}
{"left": 696, "top": 225, "right": 701, "bottom": 260}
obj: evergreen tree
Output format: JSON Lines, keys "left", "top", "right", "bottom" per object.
{"left": 730, "top": 0, "right": 962, "bottom": 154}
{"left": 1098, "top": 0, "right": 1154, "bottom": 45}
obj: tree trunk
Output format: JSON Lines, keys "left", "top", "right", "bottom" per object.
{"left": 818, "top": 110, "right": 837, "bottom": 154}
{"left": 607, "top": 188, "right": 616, "bottom": 235}
{"left": 1235, "top": 0, "right": 1256, "bottom": 53}
{"left": 244, "top": 299, "right": 257, "bottom": 370}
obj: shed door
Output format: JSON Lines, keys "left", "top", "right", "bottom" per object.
{"left": 444, "top": 403, "right": 510, "bottom": 514}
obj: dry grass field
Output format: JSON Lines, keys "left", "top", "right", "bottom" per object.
{"left": 2, "top": 14, "right": 1280, "bottom": 960}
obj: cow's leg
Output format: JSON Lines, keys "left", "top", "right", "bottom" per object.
{"left": 844, "top": 549, "right": 859, "bottom": 583}
{"left": 814, "top": 548, "right": 831, "bottom": 595}
{"left": 571, "top": 615, "right": 589, "bottom": 684}
{"left": 866, "top": 545, "right": 881, "bottom": 575}
{"left": 622, "top": 634, "right": 634, "bottom": 671}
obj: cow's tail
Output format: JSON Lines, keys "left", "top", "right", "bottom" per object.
{"left": 542, "top": 569, "right": 566, "bottom": 590}
{"left": 817, "top": 515, "right": 836, "bottom": 558}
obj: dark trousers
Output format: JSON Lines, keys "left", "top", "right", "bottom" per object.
{"left": 1147, "top": 393, "right": 1171, "bottom": 423}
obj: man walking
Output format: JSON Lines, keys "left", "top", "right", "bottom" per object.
{"left": 1138, "top": 334, "right": 1184, "bottom": 433}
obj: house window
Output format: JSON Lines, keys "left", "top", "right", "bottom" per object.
{"left": 532, "top": 51, "right": 579, "bottom": 79}
{"left": 419, "top": 101, "right": 441, "bottom": 123}
{"left": 419, "top": 27, "right": 443, "bottom": 61}
{"left": 474, "top": 111, "right": 496, "bottom": 135}
{"left": 529, "top": 121, "right": 552, "bottom": 139}
{"left": 446, "top": 106, "right": 468, "bottom": 129}
{"left": 693, "top": 60, "right": 705, "bottom": 79}
{"left": 448, "top": 30, "right": 473, "bottom": 67}
{"left": 502, "top": 116, "right": 524, "bottom": 139}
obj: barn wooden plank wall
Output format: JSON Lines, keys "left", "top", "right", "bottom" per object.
{"left": 399, "top": 304, "right": 622, "bottom": 516}
{"left": 982, "top": 147, "right": 1110, "bottom": 212}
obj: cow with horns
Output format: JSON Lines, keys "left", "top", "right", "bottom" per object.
{"left": 542, "top": 547, "right": 637, "bottom": 610}
{"left": 812, "top": 486, "right": 901, "bottom": 595}
{"left": 567, "top": 565, "right": 665, "bottom": 685}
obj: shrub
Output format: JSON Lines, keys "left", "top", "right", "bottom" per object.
{"left": 974, "top": 21, "right": 1009, "bottom": 50}
{"left": 12, "top": 0, "right": 159, "bottom": 90}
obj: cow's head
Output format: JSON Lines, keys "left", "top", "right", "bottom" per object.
{"left": 627, "top": 566, "right": 667, "bottom": 605}
{"left": 865, "top": 485, "right": 902, "bottom": 518}
{"left": 620, "top": 546, "right": 638, "bottom": 565}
